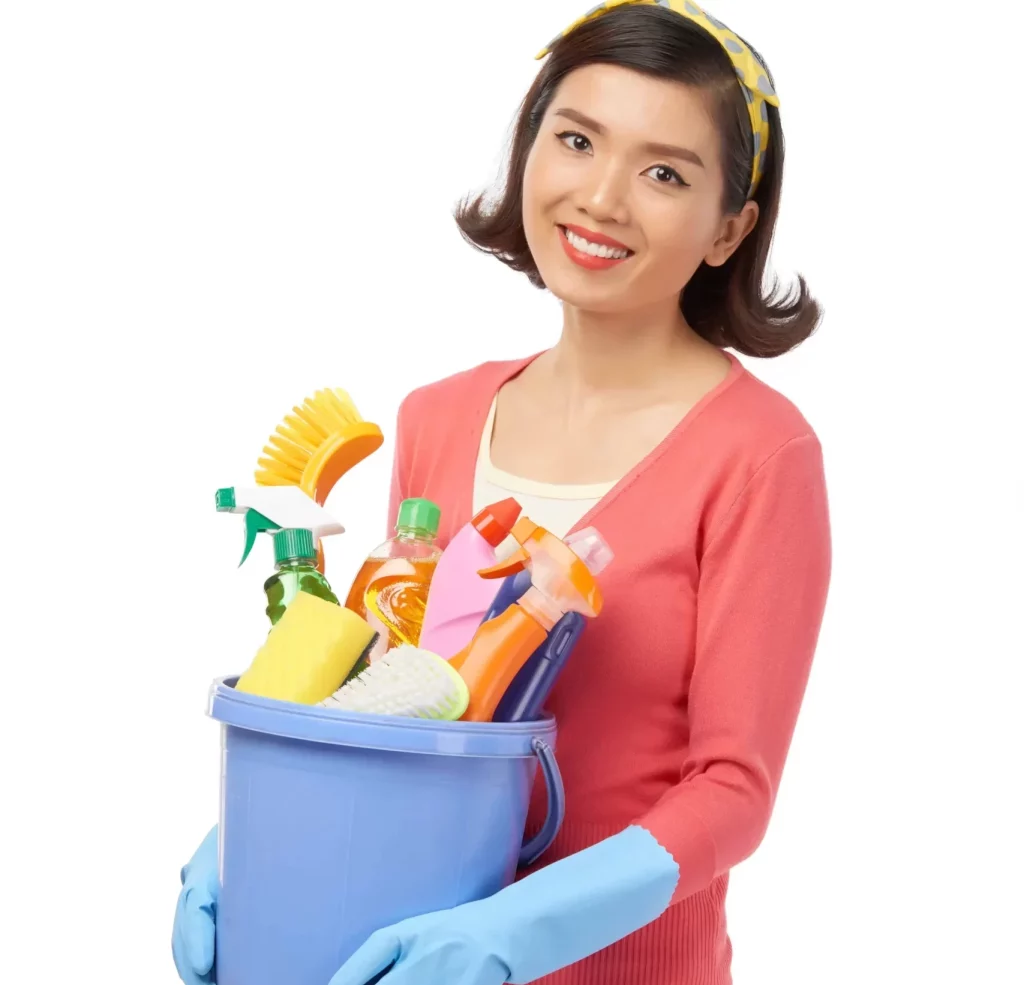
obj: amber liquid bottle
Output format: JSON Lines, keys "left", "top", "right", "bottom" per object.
{"left": 343, "top": 497, "right": 441, "bottom": 673}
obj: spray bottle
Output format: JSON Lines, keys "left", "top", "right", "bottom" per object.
{"left": 417, "top": 497, "right": 522, "bottom": 659}
{"left": 215, "top": 486, "right": 345, "bottom": 626}
{"left": 448, "top": 518, "right": 613, "bottom": 722}
{"left": 483, "top": 569, "right": 587, "bottom": 723}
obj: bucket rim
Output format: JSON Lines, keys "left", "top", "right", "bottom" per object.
{"left": 207, "top": 676, "right": 557, "bottom": 758}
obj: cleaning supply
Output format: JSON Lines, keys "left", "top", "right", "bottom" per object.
{"left": 483, "top": 568, "right": 587, "bottom": 723}
{"left": 418, "top": 497, "right": 522, "bottom": 659}
{"left": 216, "top": 485, "right": 346, "bottom": 625}
{"left": 483, "top": 571, "right": 587, "bottom": 723}
{"left": 345, "top": 497, "right": 442, "bottom": 660}
{"left": 320, "top": 644, "right": 469, "bottom": 720}
{"left": 214, "top": 483, "right": 346, "bottom": 630}
{"left": 481, "top": 568, "right": 531, "bottom": 626}
{"left": 264, "top": 528, "right": 340, "bottom": 624}
{"left": 205, "top": 676, "right": 564, "bottom": 985}
{"left": 254, "top": 387, "right": 383, "bottom": 573}
{"left": 449, "top": 520, "right": 613, "bottom": 722}
{"left": 236, "top": 590, "right": 378, "bottom": 704}
{"left": 255, "top": 387, "right": 383, "bottom": 501}
{"left": 328, "top": 825, "right": 679, "bottom": 985}
{"left": 493, "top": 613, "right": 584, "bottom": 722}
{"left": 215, "top": 485, "right": 345, "bottom": 567}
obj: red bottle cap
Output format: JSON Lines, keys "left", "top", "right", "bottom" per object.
{"left": 471, "top": 497, "right": 522, "bottom": 548}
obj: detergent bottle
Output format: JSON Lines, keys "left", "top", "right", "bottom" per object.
{"left": 215, "top": 486, "right": 345, "bottom": 625}
{"left": 449, "top": 518, "right": 613, "bottom": 722}
{"left": 417, "top": 497, "right": 522, "bottom": 659}
{"left": 483, "top": 569, "right": 588, "bottom": 723}
{"left": 263, "top": 528, "right": 340, "bottom": 626}
{"left": 345, "top": 497, "right": 442, "bottom": 661}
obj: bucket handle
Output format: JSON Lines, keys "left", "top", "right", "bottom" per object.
{"left": 517, "top": 736, "right": 565, "bottom": 869}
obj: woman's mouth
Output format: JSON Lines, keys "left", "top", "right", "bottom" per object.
{"left": 557, "top": 225, "right": 634, "bottom": 270}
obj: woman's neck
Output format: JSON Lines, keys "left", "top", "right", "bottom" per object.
{"left": 547, "top": 301, "right": 706, "bottom": 397}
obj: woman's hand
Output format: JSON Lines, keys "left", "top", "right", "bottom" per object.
{"left": 172, "top": 825, "right": 219, "bottom": 984}
{"left": 327, "top": 903, "right": 511, "bottom": 985}
{"left": 328, "top": 825, "right": 679, "bottom": 985}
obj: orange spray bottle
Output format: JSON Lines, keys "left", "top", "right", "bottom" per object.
{"left": 449, "top": 518, "right": 614, "bottom": 722}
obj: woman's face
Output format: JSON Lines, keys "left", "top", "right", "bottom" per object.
{"left": 522, "top": 62, "right": 753, "bottom": 314}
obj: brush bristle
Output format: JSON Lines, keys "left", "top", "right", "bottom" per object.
{"left": 255, "top": 388, "right": 366, "bottom": 486}
{"left": 319, "top": 645, "right": 469, "bottom": 720}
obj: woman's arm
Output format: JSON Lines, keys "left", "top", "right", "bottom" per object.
{"left": 330, "top": 432, "right": 832, "bottom": 985}
{"left": 640, "top": 432, "right": 833, "bottom": 902}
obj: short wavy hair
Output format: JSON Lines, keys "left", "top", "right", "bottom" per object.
{"left": 454, "top": 4, "right": 822, "bottom": 358}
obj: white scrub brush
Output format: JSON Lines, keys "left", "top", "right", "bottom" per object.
{"left": 320, "top": 645, "right": 470, "bottom": 720}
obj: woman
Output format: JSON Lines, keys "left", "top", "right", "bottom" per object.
{"left": 173, "top": 3, "right": 831, "bottom": 983}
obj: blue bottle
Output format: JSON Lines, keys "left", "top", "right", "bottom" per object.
{"left": 483, "top": 569, "right": 586, "bottom": 723}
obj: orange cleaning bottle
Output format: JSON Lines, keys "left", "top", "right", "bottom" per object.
{"left": 344, "top": 498, "right": 442, "bottom": 669}
{"left": 449, "top": 518, "right": 614, "bottom": 722}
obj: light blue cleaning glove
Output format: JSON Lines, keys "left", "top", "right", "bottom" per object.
{"left": 328, "top": 825, "right": 680, "bottom": 985}
{"left": 172, "top": 825, "right": 219, "bottom": 985}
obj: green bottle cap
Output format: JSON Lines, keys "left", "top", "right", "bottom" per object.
{"left": 397, "top": 497, "right": 440, "bottom": 537}
{"left": 273, "top": 528, "right": 316, "bottom": 564}
{"left": 215, "top": 487, "right": 236, "bottom": 510}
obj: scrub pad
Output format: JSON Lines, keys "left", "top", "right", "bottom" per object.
{"left": 236, "top": 591, "right": 377, "bottom": 704}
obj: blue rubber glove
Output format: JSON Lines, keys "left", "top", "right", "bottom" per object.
{"left": 328, "top": 825, "right": 679, "bottom": 985}
{"left": 172, "top": 825, "right": 219, "bottom": 984}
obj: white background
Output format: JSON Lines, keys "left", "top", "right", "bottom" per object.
{"left": 1, "top": 1, "right": 1021, "bottom": 982}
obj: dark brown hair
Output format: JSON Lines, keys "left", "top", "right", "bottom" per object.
{"left": 454, "top": 4, "right": 821, "bottom": 357}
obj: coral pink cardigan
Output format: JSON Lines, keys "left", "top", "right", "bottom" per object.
{"left": 386, "top": 350, "right": 832, "bottom": 985}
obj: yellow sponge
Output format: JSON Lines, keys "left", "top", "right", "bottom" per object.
{"left": 236, "top": 591, "right": 377, "bottom": 704}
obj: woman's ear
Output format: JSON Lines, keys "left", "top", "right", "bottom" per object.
{"left": 704, "top": 200, "right": 759, "bottom": 267}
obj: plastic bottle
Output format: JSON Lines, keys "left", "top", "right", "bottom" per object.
{"left": 449, "top": 520, "right": 613, "bottom": 722}
{"left": 344, "top": 497, "right": 442, "bottom": 662}
{"left": 418, "top": 497, "right": 522, "bottom": 659}
{"left": 483, "top": 569, "right": 587, "bottom": 723}
{"left": 215, "top": 485, "right": 345, "bottom": 624}
{"left": 264, "top": 528, "right": 340, "bottom": 625}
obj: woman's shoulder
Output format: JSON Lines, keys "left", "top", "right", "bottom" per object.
{"left": 719, "top": 355, "right": 823, "bottom": 458}
{"left": 400, "top": 359, "right": 503, "bottom": 409}
{"left": 397, "top": 354, "right": 537, "bottom": 428}
{"left": 390, "top": 355, "right": 538, "bottom": 465}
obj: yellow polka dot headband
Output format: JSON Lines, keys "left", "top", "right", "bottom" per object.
{"left": 535, "top": 0, "right": 779, "bottom": 198}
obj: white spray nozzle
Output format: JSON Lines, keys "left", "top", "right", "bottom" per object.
{"left": 216, "top": 485, "right": 344, "bottom": 565}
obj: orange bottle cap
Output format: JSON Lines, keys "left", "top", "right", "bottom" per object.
{"left": 472, "top": 497, "right": 522, "bottom": 548}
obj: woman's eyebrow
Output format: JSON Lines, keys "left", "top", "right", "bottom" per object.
{"left": 553, "top": 106, "right": 705, "bottom": 169}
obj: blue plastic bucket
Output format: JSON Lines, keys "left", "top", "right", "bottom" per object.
{"left": 206, "top": 677, "right": 565, "bottom": 985}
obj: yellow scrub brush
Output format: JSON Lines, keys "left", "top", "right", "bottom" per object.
{"left": 255, "top": 387, "right": 383, "bottom": 503}
{"left": 255, "top": 387, "right": 384, "bottom": 571}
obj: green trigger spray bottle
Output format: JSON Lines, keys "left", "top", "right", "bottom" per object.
{"left": 216, "top": 486, "right": 345, "bottom": 626}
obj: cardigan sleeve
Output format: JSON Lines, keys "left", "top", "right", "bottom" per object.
{"left": 638, "top": 433, "right": 832, "bottom": 905}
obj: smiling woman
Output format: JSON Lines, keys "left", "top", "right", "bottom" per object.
{"left": 455, "top": 0, "right": 820, "bottom": 357}
{"left": 172, "top": 5, "right": 833, "bottom": 985}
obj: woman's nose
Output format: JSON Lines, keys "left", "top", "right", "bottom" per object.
{"left": 572, "top": 159, "right": 631, "bottom": 226}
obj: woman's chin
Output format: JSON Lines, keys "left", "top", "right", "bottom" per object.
{"left": 537, "top": 264, "right": 636, "bottom": 313}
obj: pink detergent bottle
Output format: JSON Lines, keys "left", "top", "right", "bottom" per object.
{"left": 418, "top": 497, "right": 522, "bottom": 659}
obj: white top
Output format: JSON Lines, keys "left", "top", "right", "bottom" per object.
{"left": 472, "top": 395, "right": 620, "bottom": 559}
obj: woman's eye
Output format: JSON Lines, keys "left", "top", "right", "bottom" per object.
{"left": 554, "top": 131, "right": 688, "bottom": 187}
{"left": 555, "top": 130, "right": 591, "bottom": 153}
{"left": 644, "top": 164, "right": 687, "bottom": 187}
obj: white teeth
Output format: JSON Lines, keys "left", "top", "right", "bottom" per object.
{"left": 564, "top": 228, "right": 630, "bottom": 259}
